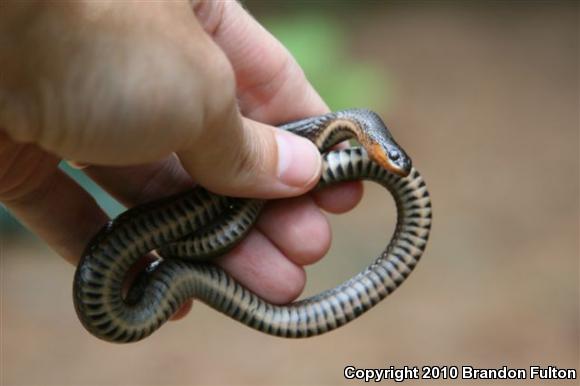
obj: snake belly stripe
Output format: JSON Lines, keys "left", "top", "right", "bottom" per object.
{"left": 73, "top": 110, "right": 431, "bottom": 343}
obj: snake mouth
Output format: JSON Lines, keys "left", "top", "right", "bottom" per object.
{"left": 387, "top": 162, "right": 412, "bottom": 177}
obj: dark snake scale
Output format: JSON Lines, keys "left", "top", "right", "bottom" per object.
{"left": 73, "top": 109, "right": 432, "bottom": 343}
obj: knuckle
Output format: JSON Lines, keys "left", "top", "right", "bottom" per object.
{"left": 203, "top": 51, "right": 236, "bottom": 114}
{"left": 228, "top": 125, "right": 277, "bottom": 187}
{"left": 231, "top": 134, "right": 264, "bottom": 179}
{"left": 192, "top": 0, "right": 227, "bottom": 37}
{"left": 0, "top": 133, "right": 59, "bottom": 203}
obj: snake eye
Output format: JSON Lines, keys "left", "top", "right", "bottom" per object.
{"left": 388, "top": 150, "right": 400, "bottom": 161}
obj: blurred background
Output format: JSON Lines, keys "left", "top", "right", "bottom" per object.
{"left": 1, "top": 1, "right": 578, "bottom": 385}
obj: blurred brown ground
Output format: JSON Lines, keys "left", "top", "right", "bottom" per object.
{"left": 1, "top": 2, "right": 578, "bottom": 386}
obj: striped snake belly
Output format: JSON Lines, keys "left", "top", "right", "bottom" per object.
{"left": 73, "top": 110, "right": 432, "bottom": 343}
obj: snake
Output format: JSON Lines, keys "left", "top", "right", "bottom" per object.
{"left": 73, "top": 109, "right": 432, "bottom": 343}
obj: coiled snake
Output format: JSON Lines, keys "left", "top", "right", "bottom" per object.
{"left": 73, "top": 109, "right": 432, "bottom": 343}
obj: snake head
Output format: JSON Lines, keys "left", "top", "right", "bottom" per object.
{"left": 365, "top": 127, "right": 412, "bottom": 177}
{"left": 370, "top": 141, "right": 412, "bottom": 177}
{"left": 340, "top": 109, "right": 412, "bottom": 177}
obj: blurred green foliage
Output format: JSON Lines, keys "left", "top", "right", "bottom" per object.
{"left": 263, "top": 13, "right": 388, "bottom": 110}
{"left": 1, "top": 11, "right": 387, "bottom": 235}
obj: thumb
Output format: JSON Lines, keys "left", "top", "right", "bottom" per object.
{"left": 177, "top": 107, "right": 322, "bottom": 199}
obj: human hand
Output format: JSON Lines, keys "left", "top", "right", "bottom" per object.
{"left": 0, "top": 0, "right": 362, "bottom": 319}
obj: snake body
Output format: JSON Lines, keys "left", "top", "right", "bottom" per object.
{"left": 73, "top": 109, "right": 432, "bottom": 343}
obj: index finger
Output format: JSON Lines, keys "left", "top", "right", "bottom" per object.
{"left": 192, "top": 0, "right": 328, "bottom": 121}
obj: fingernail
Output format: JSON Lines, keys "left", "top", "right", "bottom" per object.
{"left": 276, "top": 130, "right": 321, "bottom": 188}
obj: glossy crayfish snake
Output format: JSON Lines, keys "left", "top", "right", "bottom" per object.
{"left": 73, "top": 109, "right": 432, "bottom": 343}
